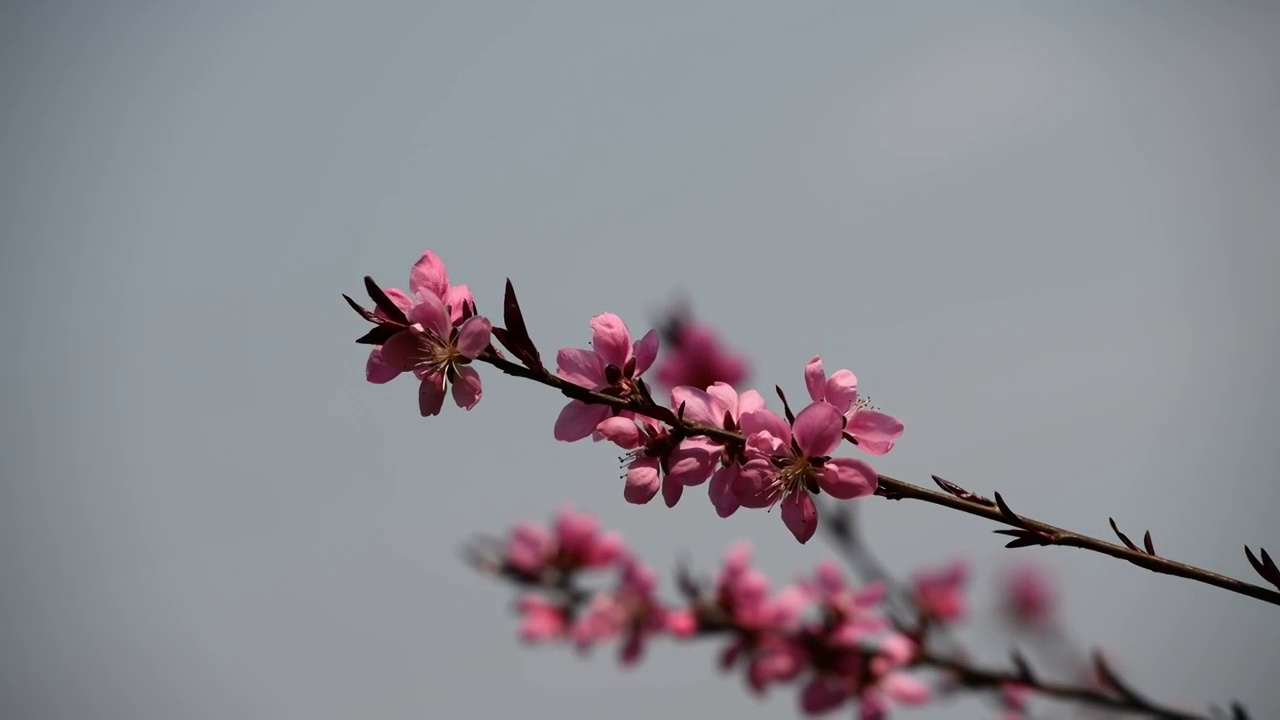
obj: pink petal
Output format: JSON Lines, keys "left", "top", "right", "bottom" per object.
{"left": 731, "top": 460, "right": 778, "bottom": 508}
{"left": 406, "top": 292, "right": 451, "bottom": 338}
{"left": 804, "top": 356, "right": 827, "bottom": 403}
{"left": 554, "top": 401, "right": 610, "bottom": 442}
{"left": 408, "top": 250, "right": 450, "bottom": 301}
{"left": 818, "top": 457, "right": 879, "bottom": 499}
{"left": 709, "top": 466, "right": 741, "bottom": 518}
{"left": 882, "top": 673, "right": 931, "bottom": 705}
{"left": 450, "top": 366, "right": 483, "bottom": 409}
{"left": 589, "top": 313, "right": 633, "bottom": 369}
{"left": 661, "top": 474, "right": 683, "bottom": 508}
{"left": 667, "top": 442, "right": 716, "bottom": 486}
{"left": 880, "top": 634, "right": 917, "bottom": 665}
{"left": 623, "top": 460, "right": 661, "bottom": 504}
{"left": 856, "top": 438, "right": 896, "bottom": 456}
{"left": 594, "top": 416, "right": 642, "bottom": 448}
{"left": 506, "top": 523, "right": 551, "bottom": 574}
{"left": 824, "top": 369, "right": 858, "bottom": 414}
{"left": 454, "top": 315, "right": 492, "bottom": 357}
{"left": 365, "top": 347, "right": 402, "bottom": 384}
{"left": 670, "top": 386, "right": 719, "bottom": 425}
{"left": 664, "top": 609, "right": 698, "bottom": 636}
{"left": 380, "top": 330, "right": 423, "bottom": 372}
{"left": 418, "top": 372, "right": 448, "bottom": 416}
{"left": 847, "top": 410, "right": 904, "bottom": 444}
{"left": 801, "top": 676, "right": 849, "bottom": 714}
{"left": 858, "top": 693, "right": 888, "bottom": 720}
{"left": 791, "top": 402, "right": 844, "bottom": 457}
{"left": 632, "top": 328, "right": 659, "bottom": 375}
{"left": 443, "top": 283, "right": 473, "bottom": 323}
{"left": 781, "top": 491, "right": 817, "bottom": 543}
{"left": 704, "top": 382, "right": 739, "bottom": 419}
{"left": 739, "top": 409, "right": 791, "bottom": 445}
{"left": 556, "top": 347, "right": 606, "bottom": 389}
{"left": 737, "top": 389, "right": 766, "bottom": 416}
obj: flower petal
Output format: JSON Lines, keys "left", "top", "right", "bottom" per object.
{"left": 818, "top": 457, "right": 879, "bottom": 499}
{"left": 661, "top": 474, "right": 684, "bottom": 508}
{"left": 450, "top": 366, "right": 483, "bottom": 409}
{"left": 418, "top": 372, "right": 448, "bottom": 416}
{"left": 380, "top": 330, "right": 422, "bottom": 372}
{"left": 781, "top": 491, "right": 817, "bottom": 543}
{"left": 737, "top": 389, "right": 766, "bottom": 416}
{"left": 709, "top": 466, "right": 741, "bottom": 518}
{"left": 847, "top": 410, "right": 904, "bottom": 444}
{"left": 406, "top": 291, "right": 451, "bottom": 338}
{"left": 506, "top": 523, "right": 551, "bottom": 575}
{"left": 443, "top": 283, "right": 473, "bottom": 323}
{"left": 791, "top": 401, "right": 845, "bottom": 457}
{"left": 671, "top": 386, "right": 719, "bottom": 425}
{"left": 408, "top": 250, "right": 450, "bottom": 300}
{"left": 365, "top": 347, "right": 402, "bottom": 384}
{"left": 739, "top": 409, "right": 791, "bottom": 445}
{"left": 623, "top": 460, "right": 661, "bottom": 504}
{"left": 801, "top": 676, "right": 849, "bottom": 714}
{"left": 824, "top": 369, "right": 858, "bottom": 414}
{"left": 593, "top": 416, "right": 642, "bottom": 448}
{"left": 632, "top": 328, "right": 659, "bottom": 375}
{"left": 589, "top": 313, "right": 633, "bottom": 369}
{"left": 704, "top": 382, "right": 739, "bottom": 419}
{"left": 553, "top": 401, "right": 610, "bottom": 442}
{"left": 804, "top": 356, "right": 826, "bottom": 403}
{"left": 667, "top": 442, "right": 716, "bottom": 486}
{"left": 882, "top": 673, "right": 931, "bottom": 705}
{"left": 556, "top": 347, "right": 605, "bottom": 388}
{"left": 454, "top": 315, "right": 493, "bottom": 357}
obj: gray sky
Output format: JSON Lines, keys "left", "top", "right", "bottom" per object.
{"left": 2, "top": 2, "right": 1278, "bottom": 719}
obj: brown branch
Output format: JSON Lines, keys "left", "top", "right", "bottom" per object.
{"left": 473, "top": 349, "right": 1280, "bottom": 609}
{"left": 465, "top": 540, "right": 1220, "bottom": 720}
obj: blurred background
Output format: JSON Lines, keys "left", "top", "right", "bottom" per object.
{"left": 2, "top": 2, "right": 1278, "bottom": 718}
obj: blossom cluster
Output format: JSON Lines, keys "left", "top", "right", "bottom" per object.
{"left": 471, "top": 510, "right": 1057, "bottom": 720}
{"left": 348, "top": 250, "right": 904, "bottom": 544}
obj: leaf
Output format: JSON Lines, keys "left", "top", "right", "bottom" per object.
{"left": 497, "top": 279, "right": 543, "bottom": 371}
{"left": 1109, "top": 517, "right": 1140, "bottom": 552}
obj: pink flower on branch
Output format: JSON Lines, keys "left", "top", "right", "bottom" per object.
{"left": 804, "top": 356, "right": 904, "bottom": 455}
{"left": 594, "top": 415, "right": 718, "bottom": 507}
{"left": 504, "top": 506, "right": 624, "bottom": 579}
{"left": 572, "top": 555, "right": 696, "bottom": 666}
{"left": 671, "top": 382, "right": 767, "bottom": 518}
{"left": 377, "top": 292, "right": 492, "bottom": 416}
{"left": 554, "top": 313, "right": 659, "bottom": 442}
{"left": 733, "top": 401, "right": 880, "bottom": 543}
{"left": 363, "top": 250, "right": 478, "bottom": 384}
{"left": 910, "top": 559, "right": 970, "bottom": 624}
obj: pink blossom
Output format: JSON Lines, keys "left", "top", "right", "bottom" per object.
{"left": 571, "top": 556, "right": 691, "bottom": 666}
{"left": 804, "top": 560, "right": 888, "bottom": 644}
{"left": 910, "top": 559, "right": 969, "bottom": 623}
{"left": 554, "top": 313, "right": 659, "bottom": 442}
{"left": 516, "top": 595, "right": 568, "bottom": 642}
{"left": 377, "top": 292, "right": 492, "bottom": 416}
{"left": 732, "top": 402, "right": 879, "bottom": 543}
{"left": 503, "top": 507, "right": 623, "bottom": 577}
{"left": 1001, "top": 562, "right": 1058, "bottom": 631}
{"left": 671, "top": 382, "right": 767, "bottom": 517}
{"left": 655, "top": 319, "right": 750, "bottom": 391}
{"left": 794, "top": 636, "right": 927, "bottom": 718}
{"left": 804, "top": 356, "right": 904, "bottom": 456}
{"left": 365, "top": 250, "right": 477, "bottom": 384}
{"left": 594, "top": 414, "right": 718, "bottom": 507}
